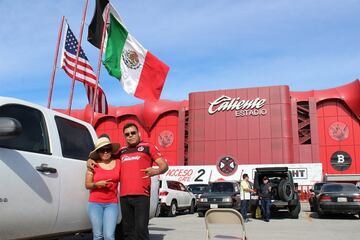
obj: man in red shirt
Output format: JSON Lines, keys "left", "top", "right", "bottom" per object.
{"left": 88, "top": 123, "right": 168, "bottom": 240}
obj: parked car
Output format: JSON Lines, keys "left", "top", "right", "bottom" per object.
{"left": 187, "top": 183, "right": 209, "bottom": 210}
{"left": 159, "top": 180, "right": 196, "bottom": 217}
{"left": 309, "top": 182, "right": 326, "bottom": 212}
{"left": 197, "top": 181, "right": 241, "bottom": 217}
{"left": 250, "top": 167, "right": 301, "bottom": 219}
{"left": 316, "top": 183, "right": 360, "bottom": 218}
{"left": 0, "top": 97, "right": 159, "bottom": 239}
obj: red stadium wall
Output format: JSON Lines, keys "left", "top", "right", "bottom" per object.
{"left": 291, "top": 80, "right": 360, "bottom": 175}
{"left": 62, "top": 100, "right": 188, "bottom": 166}
{"left": 57, "top": 80, "right": 360, "bottom": 177}
{"left": 317, "top": 100, "right": 360, "bottom": 174}
{"left": 290, "top": 98, "right": 321, "bottom": 164}
{"left": 95, "top": 113, "right": 182, "bottom": 166}
{"left": 187, "top": 86, "right": 294, "bottom": 165}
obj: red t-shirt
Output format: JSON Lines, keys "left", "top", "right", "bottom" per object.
{"left": 89, "top": 160, "right": 121, "bottom": 203}
{"left": 119, "top": 142, "right": 162, "bottom": 197}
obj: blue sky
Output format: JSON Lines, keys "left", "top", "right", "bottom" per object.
{"left": 1, "top": 0, "right": 360, "bottom": 109}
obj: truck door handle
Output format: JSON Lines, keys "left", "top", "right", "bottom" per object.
{"left": 36, "top": 164, "right": 57, "bottom": 174}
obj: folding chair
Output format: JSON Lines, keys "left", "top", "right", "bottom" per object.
{"left": 204, "top": 208, "right": 247, "bottom": 240}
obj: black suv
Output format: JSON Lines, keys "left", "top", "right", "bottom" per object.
{"left": 250, "top": 167, "right": 301, "bottom": 219}
{"left": 197, "top": 181, "right": 241, "bottom": 217}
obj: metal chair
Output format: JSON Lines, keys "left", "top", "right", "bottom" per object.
{"left": 204, "top": 208, "right": 247, "bottom": 240}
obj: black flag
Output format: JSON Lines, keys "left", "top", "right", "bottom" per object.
{"left": 88, "top": 0, "right": 109, "bottom": 48}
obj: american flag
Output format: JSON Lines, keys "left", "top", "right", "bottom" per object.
{"left": 60, "top": 23, "right": 108, "bottom": 114}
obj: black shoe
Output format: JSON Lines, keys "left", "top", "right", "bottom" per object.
{"left": 264, "top": 219, "right": 269, "bottom": 222}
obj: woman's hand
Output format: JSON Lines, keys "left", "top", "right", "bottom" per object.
{"left": 95, "top": 179, "right": 113, "bottom": 188}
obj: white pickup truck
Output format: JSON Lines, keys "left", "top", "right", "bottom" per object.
{"left": 0, "top": 97, "right": 159, "bottom": 240}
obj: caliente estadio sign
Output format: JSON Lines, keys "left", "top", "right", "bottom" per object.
{"left": 208, "top": 95, "right": 268, "bottom": 117}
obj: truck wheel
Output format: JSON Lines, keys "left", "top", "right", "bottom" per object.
{"left": 198, "top": 211, "right": 205, "bottom": 217}
{"left": 278, "top": 179, "right": 294, "bottom": 201}
{"left": 189, "top": 200, "right": 195, "bottom": 214}
{"left": 167, "top": 200, "right": 177, "bottom": 217}
{"left": 289, "top": 202, "right": 301, "bottom": 219}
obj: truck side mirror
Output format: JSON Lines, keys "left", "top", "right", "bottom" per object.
{"left": 0, "top": 117, "right": 22, "bottom": 140}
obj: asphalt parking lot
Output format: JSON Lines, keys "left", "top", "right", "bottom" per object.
{"left": 60, "top": 203, "right": 360, "bottom": 240}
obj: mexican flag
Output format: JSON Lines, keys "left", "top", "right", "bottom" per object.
{"left": 104, "top": 13, "right": 169, "bottom": 101}
{"left": 88, "top": 1, "right": 169, "bottom": 101}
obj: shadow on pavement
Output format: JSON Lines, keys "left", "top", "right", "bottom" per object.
{"left": 149, "top": 226, "right": 175, "bottom": 232}
{"left": 149, "top": 233, "right": 166, "bottom": 240}
{"left": 157, "top": 211, "right": 195, "bottom": 217}
{"left": 149, "top": 224, "right": 174, "bottom": 239}
{"left": 309, "top": 212, "right": 360, "bottom": 220}
{"left": 250, "top": 210, "right": 293, "bottom": 220}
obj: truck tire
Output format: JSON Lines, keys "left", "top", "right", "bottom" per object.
{"left": 289, "top": 202, "right": 301, "bottom": 219}
{"left": 167, "top": 200, "right": 177, "bottom": 217}
{"left": 198, "top": 211, "right": 205, "bottom": 217}
{"left": 189, "top": 200, "right": 195, "bottom": 214}
{"left": 278, "top": 179, "right": 294, "bottom": 201}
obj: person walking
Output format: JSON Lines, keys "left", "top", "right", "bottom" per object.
{"left": 85, "top": 137, "right": 121, "bottom": 240}
{"left": 240, "top": 173, "right": 254, "bottom": 222}
{"left": 259, "top": 176, "right": 272, "bottom": 222}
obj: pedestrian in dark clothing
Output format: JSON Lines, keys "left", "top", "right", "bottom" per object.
{"left": 259, "top": 176, "right": 272, "bottom": 222}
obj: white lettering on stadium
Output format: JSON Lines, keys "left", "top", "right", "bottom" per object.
{"left": 208, "top": 95, "right": 267, "bottom": 117}
{"left": 121, "top": 156, "right": 141, "bottom": 162}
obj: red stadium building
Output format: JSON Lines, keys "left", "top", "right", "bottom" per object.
{"left": 68, "top": 80, "right": 360, "bottom": 182}
{"left": 187, "top": 80, "right": 360, "bottom": 182}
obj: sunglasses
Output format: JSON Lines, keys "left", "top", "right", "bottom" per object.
{"left": 98, "top": 147, "right": 112, "bottom": 153}
{"left": 124, "top": 131, "right": 137, "bottom": 137}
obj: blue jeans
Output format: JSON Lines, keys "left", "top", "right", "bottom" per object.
{"left": 240, "top": 200, "right": 249, "bottom": 220}
{"left": 88, "top": 202, "right": 119, "bottom": 240}
{"left": 261, "top": 199, "right": 271, "bottom": 221}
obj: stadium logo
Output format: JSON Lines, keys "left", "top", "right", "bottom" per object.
{"left": 329, "top": 122, "right": 349, "bottom": 141}
{"left": 330, "top": 151, "right": 352, "bottom": 171}
{"left": 217, "top": 156, "right": 238, "bottom": 176}
{"left": 158, "top": 130, "right": 174, "bottom": 148}
{"left": 208, "top": 95, "right": 267, "bottom": 117}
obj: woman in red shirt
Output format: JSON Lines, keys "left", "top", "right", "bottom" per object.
{"left": 85, "top": 137, "right": 121, "bottom": 240}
